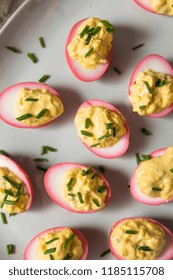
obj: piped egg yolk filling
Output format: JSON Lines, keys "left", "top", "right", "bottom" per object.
{"left": 14, "top": 88, "right": 64, "bottom": 126}
{"left": 110, "top": 218, "right": 165, "bottom": 260}
{"left": 35, "top": 228, "right": 83, "bottom": 260}
{"left": 129, "top": 69, "right": 173, "bottom": 115}
{"left": 136, "top": 146, "right": 173, "bottom": 201}
{"left": 67, "top": 17, "right": 114, "bottom": 69}
{"left": 74, "top": 106, "right": 126, "bottom": 148}
{"left": 0, "top": 167, "right": 29, "bottom": 213}
{"left": 62, "top": 167, "right": 107, "bottom": 211}
{"left": 148, "top": 0, "right": 173, "bottom": 15}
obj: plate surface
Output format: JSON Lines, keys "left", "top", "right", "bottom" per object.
{"left": 0, "top": 0, "right": 173, "bottom": 260}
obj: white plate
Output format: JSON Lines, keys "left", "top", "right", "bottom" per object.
{"left": 0, "top": 0, "right": 173, "bottom": 260}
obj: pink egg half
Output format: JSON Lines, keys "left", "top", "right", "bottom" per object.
{"left": 75, "top": 99, "right": 130, "bottom": 158}
{"left": 24, "top": 226, "right": 88, "bottom": 260}
{"left": 130, "top": 147, "right": 173, "bottom": 205}
{"left": 133, "top": 0, "right": 155, "bottom": 13}
{"left": 44, "top": 162, "right": 111, "bottom": 214}
{"left": 0, "top": 154, "right": 33, "bottom": 212}
{"left": 109, "top": 217, "right": 173, "bottom": 260}
{"left": 65, "top": 18, "right": 112, "bottom": 82}
{"left": 0, "top": 82, "right": 63, "bottom": 128}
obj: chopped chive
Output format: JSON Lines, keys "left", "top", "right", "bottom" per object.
{"left": 91, "top": 26, "right": 101, "bottom": 36}
{"left": 85, "top": 33, "right": 92, "bottom": 45}
{"left": 0, "top": 212, "right": 7, "bottom": 224}
{"left": 2, "top": 176, "right": 19, "bottom": 190}
{"left": 113, "top": 67, "right": 121, "bottom": 75}
{"left": 144, "top": 81, "right": 151, "bottom": 93}
{"left": 125, "top": 230, "right": 137, "bottom": 234}
{"left": 25, "top": 98, "right": 39, "bottom": 102}
{"left": 100, "top": 20, "right": 114, "bottom": 28}
{"left": 63, "top": 234, "right": 76, "bottom": 250}
{"left": 4, "top": 189, "right": 14, "bottom": 197}
{"left": 135, "top": 153, "right": 141, "bottom": 165}
{"left": 155, "top": 79, "right": 168, "bottom": 87}
{"left": 141, "top": 154, "right": 151, "bottom": 161}
{"left": 98, "top": 133, "right": 111, "bottom": 140}
{"left": 138, "top": 246, "right": 152, "bottom": 251}
{"left": 106, "top": 27, "right": 115, "bottom": 33}
{"left": 169, "top": 168, "right": 173, "bottom": 173}
{"left": 90, "top": 143, "right": 100, "bottom": 148}
{"left": 98, "top": 186, "right": 107, "bottom": 193}
{"left": 100, "top": 248, "right": 111, "bottom": 257}
{"left": 92, "top": 198, "right": 100, "bottom": 207}
{"left": 36, "top": 108, "right": 48, "bottom": 119}
{"left": 39, "top": 75, "right": 50, "bottom": 83}
{"left": 67, "top": 177, "right": 74, "bottom": 191}
{"left": 9, "top": 213, "right": 16, "bottom": 217}
{"left": 62, "top": 253, "right": 71, "bottom": 260}
{"left": 85, "top": 118, "right": 91, "bottom": 129}
{"left": 85, "top": 166, "right": 93, "bottom": 175}
{"left": 98, "top": 165, "right": 105, "bottom": 173}
{"left": 33, "top": 158, "right": 48, "bottom": 162}
{"left": 45, "top": 146, "right": 57, "bottom": 152}
{"left": 68, "top": 193, "right": 75, "bottom": 197}
{"left": 79, "top": 25, "right": 89, "bottom": 38}
{"left": 141, "top": 128, "right": 152, "bottom": 136}
{"left": 41, "top": 146, "right": 46, "bottom": 155}
{"left": 36, "top": 165, "right": 48, "bottom": 172}
{"left": 0, "top": 194, "right": 8, "bottom": 208}
{"left": 77, "top": 192, "right": 84, "bottom": 204}
{"left": 45, "top": 237, "right": 59, "bottom": 245}
{"left": 0, "top": 150, "right": 9, "bottom": 156}
{"left": 3, "top": 200, "right": 15, "bottom": 205}
{"left": 81, "top": 170, "right": 86, "bottom": 176}
{"left": 128, "top": 184, "right": 130, "bottom": 188}
{"left": 49, "top": 254, "right": 54, "bottom": 260}
{"left": 112, "top": 127, "right": 116, "bottom": 137}
{"left": 105, "top": 123, "right": 114, "bottom": 129}
{"left": 6, "top": 46, "right": 20, "bottom": 53}
{"left": 85, "top": 47, "right": 94, "bottom": 58}
{"left": 6, "top": 244, "right": 13, "bottom": 255}
{"left": 152, "top": 187, "right": 162, "bottom": 191}
{"left": 139, "top": 105, "right": 145, "bottom": 109}
{"left": 91, "top": 172, "right": 97, "bottom": 179}
{"left": 16, "top": 113, "right": 32, "bottom": 121}
{"left": 27, "top": 52, "right": 37, "bottom": 63}
{"left": 39, "top": 36, "right": 45, "bottom": 48}
{"left": 132, "top": 43, "right": 145, "bottom": 51}
{"left": 81, "top": 130, "right": 92, "bottom": 137}
{"left": 44, "top": 247, "right": 56, "bottom": 255}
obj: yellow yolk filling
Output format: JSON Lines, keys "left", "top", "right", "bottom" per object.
{"left": 149, "top": 0, "right": 173, "bottom": 15}
{"left": 136, "top": 146, "right": 173, "bottom": 201}
{"left": 62, "top": 167, "right": 107, "bottom": 211}
{"left": 67, "top": 17, "right": 113, "bottom": 69}
{"left": 0, "top": 167, "right": 29, "bottom": 213}
{"left": 35, "top": 228, "right": 83, "bottom": 260}
{"left": 110, "top": 218, "right": 165, "bottom": 260}
{"left": 129, "top": 69, "right": 173, "bottom": 115}
{"left": 74, "top": 106, "right": 126, "bottom": 148}
{"left": 14, "top": 88, "right": 64, "bottom": 126}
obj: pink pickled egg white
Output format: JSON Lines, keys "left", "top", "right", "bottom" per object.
{"left": 128, "top": 54, "right": 173, "bottom": 118}
{"left": 65, "top": 18, "right": 112, "bottom": 82}
{"left": 44, "top": 162, "right": 111, "bottom": 214}
{"left": 134, "top": 0, "right": 154, "bottom": 13}
{"left": 24, "top": 226, "right": 88, "bottom": 260}
{"left": 0, "top": 154, "right": 33, "bottom": 211}
{"left": 76, "top": 99, "right": 130, "bottom": 158}
{"left": 109, "top": 217, "right": 173, "bottom": 260}
{"left": 130, "top": 147, "right": 173, "bottom": 205}
{"left": 0, "top": 82, "right": 62, "bottom": 128}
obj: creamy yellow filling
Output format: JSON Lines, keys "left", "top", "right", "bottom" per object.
{"left": 74, "top": 106, "right": 126, "bottom": 148}
{"left": 136, "top": 146, "right": 173, "bottom": 200}
{"left": 129, "top": 69, "right": 173, "bottom": 115}
{"left": 67, "top": 17, "right": 113, "bottom": 69}
{"left": 35, "top": 228, "right": 83, "bottom": 260}
{"left": 62, "top": 167, "right": 107, "bottom": 211}
{"left": 0, "top": 167, "right": 29, "bottom": 213}
{"left": 14, "top": 88, "right": 64, "bottom": 126}
{"left": 110, "top": 218, "right": 165, "bottom": 260}
{"left": 149, "top": 0, "right": 173, "bottom": 15}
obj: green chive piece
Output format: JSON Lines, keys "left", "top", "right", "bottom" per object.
{"left": 4, "top": 189, "right": 14, "bottom": 197}
{"left": 81, "top": 130, "right": 92, "bottom": 137}
{"left": 90, "top": 143, "right": 100, "bottom": 148}
{"left": 67, "top": 177, "right": 74, "bottom": 191}
{"left": 33, "top": 158, "right": 48, "bottom": 162}
{"left": 85, "top": 118, "right": 91, "bottom": 129}
{"left": 36, "top": 109, "right": 48, "bottom": 119}
{"left": 44, "top": 247, "right": 56, "bottom": 255}
{"left": 144, "top": 81, "right": 151, "bottom": 93}
{"left": 40, "top": 146, "right": 46, "bottom": 155}
{"left": 39, "top": 36, "right": 45, "bottom": 48}
{"left": 105, "top": 123, "right": 114, "bottom": 129}
{"left": 135, "top": 153, "right": 141, "bottom": 165}
{"left": 91, "top": 172, "right": 97, "bottom": 179}
{"left": 91, "top": 26, "right": 101, "bottom": 36}
{"left": 98, "top": 133, "right": 111, "bottom": 140}
{"left": 49, "top": 254, "right": 54, "bottom": 260}
{"left": 1, "top": 212, "right": 7, "bottom": 224}
{"left": 98, "top": 165, "right": 105, "bottom": 173}
{"left": 77, "top": 192, "right": 84, "bottom": 204}
{"left": 81, "top": 170, "right": 86, "bottom": 176}
{"left": 6, "top": 244, "right": 13, "bottom": 255}
{"left": 138, "top": 246, "right": 152, "bottom": 251}
{"left": 141, "top": 128, "right": 152, "bottom": 136}
{"left": 9, "top": 213, "right": 16, "bottom": 217}
{"left": 85, "top": 33, "right": 92, "bottom": 45}
{"left": 125, "top": 230, "right": 137, "bottom": 234}
{"left": 45, "top": 237, "right": 59, "bottom": 245}
{"left": 45, "top": 146, "right": 57, "bottom": 152}
{"left": 98, "top": 186, "right": 107, "bottom": 193}
{"left": 25, "top": 98, "right": 39, "bottom": 102}
{"left": 79, "top": 25, "right": 89, "bottom": 38}
{"left": 100, "top": 20, "right": 114, "bottom": 28}
{"left": 39, "top": 75, "right": 50, "bottom": 83}
{"left": 63, "top": 234, "right": 76, "bottom": 250}
{"left": 92, "top": 198, "right": 100, "bottom": 207}
{"left": 62, "top": 253, "right": 71, "bottom": 260}
{"left": 112, "top": 127, "right": 116, "bottom": 138}
{"left": 85, "top": 47, "right": 94, "bottom": 58}
{"left": 132, "top": 43, "right": 145, "bottom": 51}
{"left": 85, "top": 166, "right": 93, "bottom": 175}
{"left": 100, "top": 248, "right": 111, "bottom": 257}
{"left": 0, "top": 194, "right": 8, "bottom": 208}
{"left": 152, "top": 187, "right": 162, "bottom": 191}
{"left": 139, "top": 105, "right": 145, "bottom": 109}
{"left": 3, "top": 200, "right": 15, "bottom": 205}
{"left": 6, "top": 46, "right": 20, "bottom": 53}
{"left": 106, "top": 27, "right": 115, "bottom": 33}
{"left": 155, "top": 79, "right": 168, "bottom": 87}
{"left": 0, "top": 150, "right": 9, "bottom": 156}
{"left": 141, "top": 154, "right": 151, "bottom": 161}
{"left": 169, "top": 168, "right": 173, "bottom": 173}
{"left": 113, "top": 67, "right": 121, "bottom": 75}
{"left": 68, "top": 193, "right": 75, "bottom": 197}
{"left": 27, "top": 52, "right": 37, "bottom": 63}
{"left": 2, "top": 176, "right": 19, "bottom": 190}
{"left": 16, "top": 113, "right": 32, "bottom": 121}
{"left": 36, "top": 165, "right": 48, "bottom": 172}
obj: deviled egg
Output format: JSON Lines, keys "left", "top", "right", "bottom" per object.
{"left": 134, "top": 0, "right": 173, "bottom": 16}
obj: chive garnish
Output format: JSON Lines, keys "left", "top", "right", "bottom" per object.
{"left": 6, "top": 46, "right": 20, "bottom": 53}
{"left": 9, "top": 213, "right": 16, "bottom": 217}
{"left": 141, "top": 154, "right": 151, "bottom": 161}
{"left": 91, "top": 26, "right": 101, "bottom": 36}
{"left": 63, "top": 234, "right": 76, "bottom": 250}
{"left": 135, "top": 153, "right": 141, "bottom": 165}
{"left": 92, "top": 198, "right": 100, "bottom": 207}
{"left": 85, "top": 47, "right": 94, "bottom": 58}
{"left": 36, "top": 109, "right": 48, "bottom": 119}
{"left": 141, "top": 128, "right": 152, "bottom": 136}
{"left": 0, "top": 194, "right": 8, "bottom": 208}
{"left": 2, "top": 176, "right": 19, "bottom": 190}
{"left": 98, "top": 186, "right": 107, "bottom": 193}
{"left": 139, "top": 105, "right": 145, "bottom": 109}
{"left": 39, "top": 36, "right": 45, "bottom": 48}
{"left": 155, "top": 79, "right": 168, "bottom": 87}
{"left": 152, "top": 187, "right": 162, "bottom": 191}
{"left": 90, "top": 143, "right": 100, "bottom": 148}
{"left": 81, "top": 170, "right": 86, "bottom": 176}
{"left": 4, "top": 189, "right": 14, "bottom": 197}
{"left": 39, "top": 75, "right": 50, "bottom": 83}
{"left": 106, "top": 27, "right": 115, "bottom": 33}
{"left": 144, "top": 81, "right": 151, "bottom": 93}
{"left": 125, "top": 230, "right": 137, "bottom": 234}
{"left": 98, "top": 165, "right": 105, "bottom": 173}
{"left": 36, "top": 165, "right": 48, "bottom": 172}
{"left": 85, "top": 166, "right": 93, "bottom": 175}
{"left": 3, "top": 200, "right": 15, "bottom": 205}
{"left": 113, "top": 67, "right": 122, "bottom": 75}
{"left": 0, "top": 150, "right": 9, "bottom": 156}
{"left": 138, "top": 246, "right": 152, "bottom": 251}
{"left": 91, "top": 172, "right": 97, "bottom": 179}
{"left": 16, "top": 113, "right": 32, "bottom": 121}
{"left": 45, "top": 237, "right": 59, "bottom": 245}
{"left": 45, "top": 146, "right": 57, "bottom": 152}
{"left": 98, "top": 133, "right": 111, "bottom": 140}
{"left": 44, "top": 247, "right": 56, "bottom": 255}
{"left": 85, "top": 33, "right": 92, "bottom": 45}
{"left": 169, "top": 168, "right": 173, "bottom": 173}
{"left": 41, "top": 146, "right": 46, "bottom": 155}
{"left": 79, "top": 25, "right": 89, "bottom": 38}
{"left": 132, "top": 43, "right": 145, "bottom": 51}
{"left": 33, "top": 158, "right": 48, "bottom": 162}
{"left": 100, "top": 248, "right": 111, "bottom": 257}
{"left": 85, "top": 118, "right": 91, "bottom": 129}
{"left": 67, "top": 177, "right": 74, "bottom": 191}
{"left": 27, "top": 52, "right": 37, "bottom": 63}
{"left": 0, "top": 212, "right": 7, "bottom": 224}
{"left": 6, "top": 244, "right": 13, "bottom": 255}
{"left": 81, "top": 130, "right": 92, "bottom": 137}
{"left": 25, "top": 98, "right": 39, "bottom": 102}
{"left": 100, "top": 20, "right": 113, "bottom": 28}
{"left": 68, "top": 193, "right": 75, "bottom": 197}
{"left": 112, "top": 127, "right": 116, "bottom": 137}
{"left": 77, "top": 192, "right": 84, "bottom": 204}
{"left": 49, "top": 254, "right": 54, "bottom": 260}
{"left": 62, "top": 253, "right": 71, "bottom": 260}
{"left": 105, "top": 123, "right": 114, "bottom": 129}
